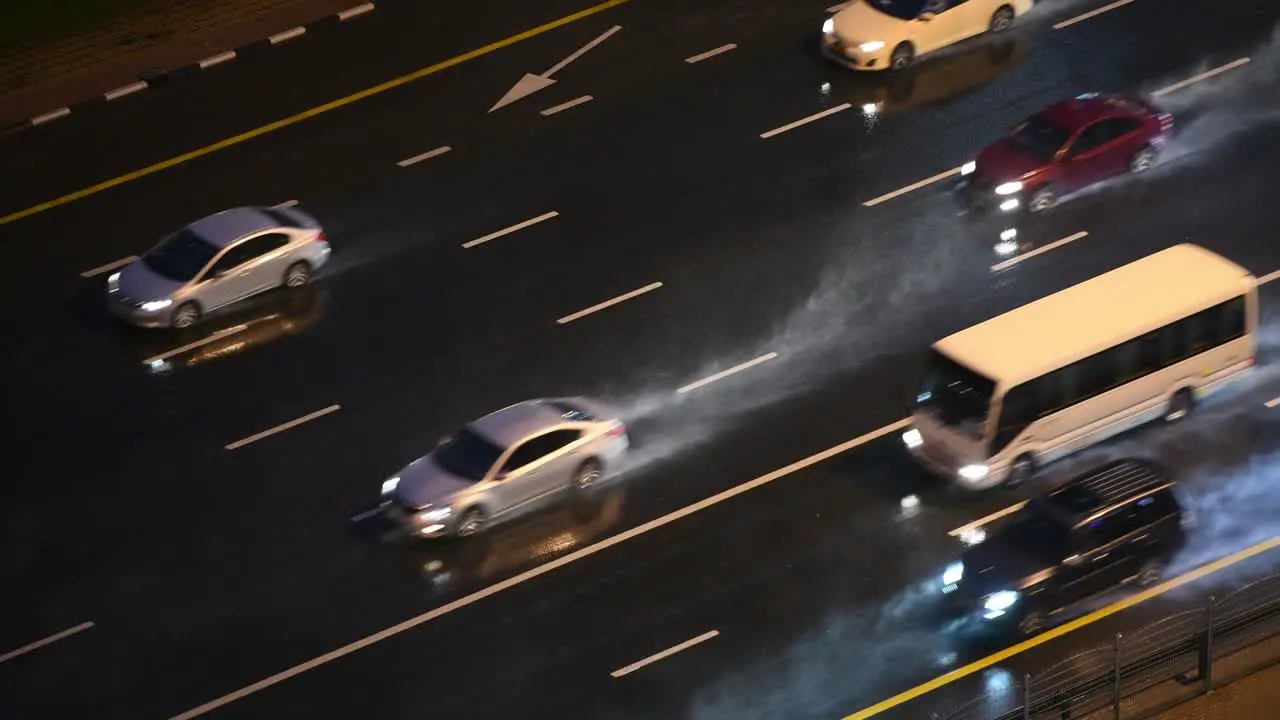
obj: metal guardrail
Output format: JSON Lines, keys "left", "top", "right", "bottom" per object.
{"left": 933, "top": 573, "right": 1280, "bottom": 720}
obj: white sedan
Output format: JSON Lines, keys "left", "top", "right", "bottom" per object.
{"left": 822, "top": 0, "right": 1032, "bottom": 71}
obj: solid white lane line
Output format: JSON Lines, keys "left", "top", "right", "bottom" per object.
{"left": 105, "top": 81, "right": 148, "bottom": 101}
{"left": 1266, "top": 397, "right": 1280, "bottom": 409}
{"left": 611, "top": 630, "right": 720, "bottom": 678}
{"left": 198, "top": 51, "right": 236, "bottom": 69}
{"left": 32, "top": 108, "right": 71, "bottom": 125}
{"left": 338, "top": 2, "right": 376, "bottom": 21}
{"left": 269, "top": 26, "right": 306, "bottom": 44}
{"left": 170, "top": 417, "right": 911, "bottom": 719}
{"left": 397, "top": 146, "right": 452, "bottom": 167}
{"left": 949, "top": 502, "right": 1028, "bottom": 537}
{"left": 1053, "top": 0, "right": 1137, "bottom": 30}
{"left": 556, "top": 282, "right": 663, "bottom": 325}
{"left": 677, "top": 352, "right": 778, "bottom": 394}
{"left": 1151, "top": 58, "right": 1251, "bottom": 98}
{"left": 685, "top": 44, "right": 737, "bottom": 64}
{"left": 0, "top": 622, "right": 94, "bottom": 664}
{"left": 225, "top": 405, "right": 341, "bottom": 451}
{"left": 144, "top": 325, "right": 250, "bottom": 366}
{"left": 273, "top": 199, "right": 299, "bottom": 208}
{"left": 990, "top": 231, "right": 1089, "bottom": 272}
{"left": 862, "top": 167, "right": 962, "bottom": 207}
{"left": 760, "top": 103, "right": 851, "bottom": 139}
{"left": 1259, "top": 269, "right": 1280, "bottom": 286}
{"left": 541, "top": 95, "right": 593, "bottom": 116}
{"left": 81, "top": 255, "right": 138, "bottom": 278}
{"left": 462, "top": 211, "right": 560, "bottom": 249}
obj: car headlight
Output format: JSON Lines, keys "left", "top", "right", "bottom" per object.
{"left": 995, "top": 181, "right": 1023, "bottom": 195}
{"left": 141, "top": 299, "right": 172, "bottom": 312}
{"left": 822, "top": 18, "right": 834, "bottom": 34}
{"left": 942, "top": 562, "right": 964, "bottom": 586}
{"left": 107, "top": 272, "right": 121, "bottom": 290}
{"left": 859, "top": 40, "right": 885, "bottom": 52}
{"left": 902, "top": 428, "right": 922, "bottom": 449}
{"left": 984, "top": 590, "right": 1020, "bottom": 612}
{"left": 381, "top": 477, "right": 400, "bottom": 495}
{"left": 959, "top": 464, "right": 989, "bottom": 481}
{"left": 419, "top": 507, "right": 452, "bottom": 522}
{"left": 960, "top": 161, "right": 976, "bottom": 176}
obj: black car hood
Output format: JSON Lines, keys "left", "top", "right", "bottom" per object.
{"left": 960, "top": 536, "right": 1056, "bottom": 596}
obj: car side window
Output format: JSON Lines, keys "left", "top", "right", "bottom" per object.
{"left": 501, "top": 429, "right": 581, "bottom": 473}
{"left": 923, "top": 0, "right": 946, "bottom": 14}
{"left": 1104, "top": 116, "right": 1142, "bottom": 139}
{"left": 944, "top": 0, "right": 969, "bottom": 9}
{"left": 1069, "top": 122, "right": 1108, "bottom": 156}
{"left": 239, "top": 233, "right": 291, "bottom": 261}
{"left": 207, "top": 245, "right": 250, "bottom": 278}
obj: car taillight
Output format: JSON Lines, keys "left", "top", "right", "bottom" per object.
{"left": 607, "top": 424, "right": 626, "bottom": 438}
{"left": 316, "top": 231, "right": 328, "bottom": 244}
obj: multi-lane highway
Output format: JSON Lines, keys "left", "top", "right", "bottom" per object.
{"left": 3, "top": 0, "right": 1280, "bottom": 718}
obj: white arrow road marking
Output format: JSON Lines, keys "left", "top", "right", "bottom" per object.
{"left": 489, "top": 25, "right": 621, "bottom": 111}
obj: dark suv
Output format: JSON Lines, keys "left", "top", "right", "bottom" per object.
{"left": 941, "top": 458, "right": 1191, "bottom": 636}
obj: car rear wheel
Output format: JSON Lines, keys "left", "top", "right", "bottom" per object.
{"left": 171, "top": 302, "right": 201, "bottom": 329}
{"left": 455, "top": 507, "right": 487, "bottom": 537}
{"left": 1028, "top": 185, "right": 1055, "bottom": 214}
{"left": 284, "top": 261, "right": 312, "bottom": 288}
{"left": 571, "top": 459, "right": 602, "bottom": 490}
{"left": 990, "top": 5, "right": 1015, "bottom": 32}
{"left": 890, "top": 43, "right": 914, "bottom": 71}
{"left": 1130, "top": 146, "right": 1157, "bottom": 174}
{"left": 1137, "top": 559, "right": 1166, "bottom": 587}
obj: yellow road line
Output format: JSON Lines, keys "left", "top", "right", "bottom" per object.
{"left": 844, "top": 535, "right": 1280, "bottom": 719}
{"left": 0, "top": 0, "right": 632, "bottom": 229}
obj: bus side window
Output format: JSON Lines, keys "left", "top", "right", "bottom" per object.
{"left": 992, "top": 385, "right": 1032, "bottom": 452}
{"left": 1114, "top": 338, "right": 1142, "bottom": 384}
{"left": 1037, "top": 369, "right": 1068, "bottom": 416}
{"left": 1186, "top": 308, "right": 1217, "bottom": 356}
{"left": 1078, "top": 348, "right": 1116, "bottom": 399}
{"left": 1217, "top": 296, "right": 1246, "bottom": 344}
{"left": 1136, "top": 329, "right": 1163, "bottom": 374}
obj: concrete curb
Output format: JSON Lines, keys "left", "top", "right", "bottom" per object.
{"left": 0, "top": 2, "right": 376, "bottom": 138}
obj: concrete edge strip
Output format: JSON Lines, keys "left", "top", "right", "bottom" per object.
{"left": 8, "top": 3, "right": 377, "bottom": 134}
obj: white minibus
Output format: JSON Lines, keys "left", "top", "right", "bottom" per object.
{"left": 903, "top": 244, "right": 1258, "bottom": 489}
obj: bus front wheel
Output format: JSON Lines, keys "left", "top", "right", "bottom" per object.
{"left": 1006, "top": 454, "right": 1036, "bottom": 487}
{"left": 1164, "top": 388, "right": 1195, "bottom": 423}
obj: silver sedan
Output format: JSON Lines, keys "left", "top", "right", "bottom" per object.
{"left": 381, "top": 397, "right": 630, "bottom": 538}
{"left": 107, "top": 205, "right": 330, "bottom": 329}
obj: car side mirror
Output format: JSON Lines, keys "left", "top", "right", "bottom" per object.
{"left": 918, "top": 11, "right": 936, "bottom": 21}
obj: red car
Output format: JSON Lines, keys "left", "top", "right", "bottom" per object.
{"left": 961, "top": 93, "right": 1174, "bottom": 214}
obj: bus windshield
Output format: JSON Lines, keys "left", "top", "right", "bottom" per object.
{"left": 916, "top": 349, "right": 995, "bottom": 439}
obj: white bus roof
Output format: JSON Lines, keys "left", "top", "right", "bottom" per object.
{"left": 935, "top": 244, "right": 1255, "bottom": 387}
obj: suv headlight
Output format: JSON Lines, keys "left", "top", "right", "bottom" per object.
{"left": 959, "top": 464, "right": 989, "bottom": 481}
{"left": 984, "top": 590, "right": 1020, "bottom": 612}
{"left": 960, "top": 161, "right": 976, "bottom": 176}
{"left": 823, "top": 18, "right": 834, "bottom": 34}
{"left": 902, "top": 428, "right": 922, "bottom": 449}
{"left": 942, "top": 562, "right": 964, "bottom": 586}
{"left": 381, "top": 477, "right": 400, "bottom": 495}
{"left": 995, "top": 181, "right": 1023, "bottom": 195}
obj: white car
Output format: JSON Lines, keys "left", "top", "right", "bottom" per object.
{"left": 822, "top": 0, "right": 1032, "bottom": 71}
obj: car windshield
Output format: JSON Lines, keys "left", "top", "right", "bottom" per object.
{"left": 916, "top": 349, "right": 995, "bottom": 440}
{"left": 866, "top": 0, "right": 927, "bottom": 21}
{"left": 433, "top": 428, "right": 504, "bottom": 482}
{"left": 143, "top": 228, "right": 220, "bottom": 282}
{"left": 1009, "top": 113, "right": 1072, "bottom": 161}
{"left": 999, "top": 502, "right": 1071, "bottom": 563}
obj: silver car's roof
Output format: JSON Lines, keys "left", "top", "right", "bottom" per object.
{"left": 187, "top": 207, "right": 279, "bottom": 248}
{"left": 469, "top": 399, "right": 592, "bottom": 448}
